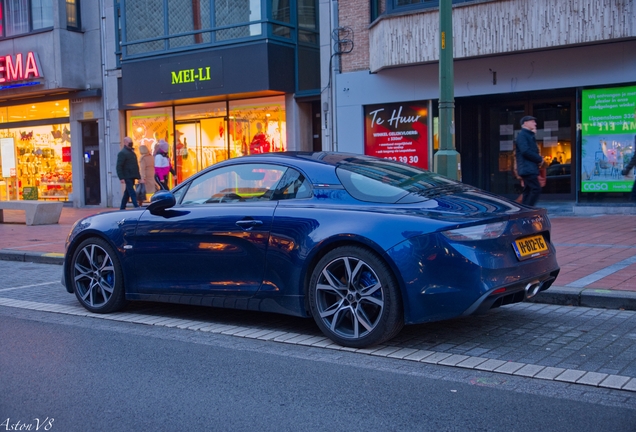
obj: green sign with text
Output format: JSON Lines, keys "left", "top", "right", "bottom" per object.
{"left": 581, "top": 85, "right": 636, "bottom": 192}
{"left": 161, "top": 57, "right": 222, "bottom": 95}
{"left": 171, "top": 67, "right": 212, "bottom": 84}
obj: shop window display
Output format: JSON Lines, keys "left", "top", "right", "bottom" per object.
{"left": 127, "top": 107, "right": 174, "bottom": 187}
{"left": 127, "top": 97, "right": 287, "bottom": 188}
{"left": 229, "top": 96, "right": 287, "bottom": 156}
{"left": 0, "top": 124, "right": 72, "bottom": 201}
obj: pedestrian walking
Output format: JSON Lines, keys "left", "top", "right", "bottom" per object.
{"left": 116, "top": 136, "right": 141, "bottom": 210}
{"left": 621, "top": 135, "right": 636, "bottom": 202}
{"left": 515, "top": 115, "right": 544, "bottom": 206}
{"left": 154, "top": 139, "right": 173, "bottom": 190}
{"left": 138, "top": 144, "right": 156, "bottom": 204}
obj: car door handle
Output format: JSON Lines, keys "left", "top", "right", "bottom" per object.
{"left": 235, "top": 219, "right": 263, "bottom": 230}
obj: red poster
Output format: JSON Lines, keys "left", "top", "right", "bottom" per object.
{"left": 62, "top": 146, "right": 71, "bottom": 162}
{"left": 364, "top": 101, "right": 429, "bottom": 169}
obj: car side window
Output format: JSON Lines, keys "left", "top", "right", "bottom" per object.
{"left": 181, "top": 164, "right": 286, "bottom": 205}
{"left": 271, "top": 168, "right": 312, "bottom": 200}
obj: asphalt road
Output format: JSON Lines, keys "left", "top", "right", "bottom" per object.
{"left": 2, "top": 308, "right": 635, "bottom": 432}
{"left": 1, "top": 260, "right": 636, "bottom": 431}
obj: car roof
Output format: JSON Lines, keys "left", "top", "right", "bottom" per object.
{"left": 211, "top": 151, "right": 384, "bottom": 185}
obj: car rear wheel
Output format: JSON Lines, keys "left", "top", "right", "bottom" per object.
{"left": 309, "top": 246, "right": 404, "bottom": 348}
{"left": 71, "top": 237, "right": 126, "bottom": 313}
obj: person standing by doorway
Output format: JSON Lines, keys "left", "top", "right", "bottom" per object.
{"left": 116, "top": 136, "right": 141, "bottom": 210}
{"left": 515, "top": 116, "right": 544, "bottom": 206}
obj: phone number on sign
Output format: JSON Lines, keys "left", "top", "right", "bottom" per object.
{"left": 383, "top": 156, "right": 419, "bottom": 164}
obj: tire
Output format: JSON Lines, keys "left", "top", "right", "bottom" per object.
{"left": 70, "top": 237, "right": 126, "bottom": 313}
{"left": 308, "top": 246, "right": 404, "bottom": 348}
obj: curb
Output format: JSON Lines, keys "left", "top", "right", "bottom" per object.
{"left": 1, "top": 251, "right": 635, "bottom": 312}
{"left": 0, "top": 250, "right": 64, "bottom": 265}
{"left": 527, "top": 285, "right": 636, "bottom": 311}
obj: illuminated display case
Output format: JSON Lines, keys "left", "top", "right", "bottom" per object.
{"left": 0, "top": 124, "right": 72, "bottom": 201}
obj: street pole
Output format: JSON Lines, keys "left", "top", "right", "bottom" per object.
{"left": 434, "top": 0, "right": 461, "bottom": 180}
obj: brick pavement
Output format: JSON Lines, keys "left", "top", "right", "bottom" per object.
{"left": 549, "top": 215, "right": 636, "bottom": 291}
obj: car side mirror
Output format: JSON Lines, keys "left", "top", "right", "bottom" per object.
{"left": 147, "top": 190, "right": 176, "bottom": 214}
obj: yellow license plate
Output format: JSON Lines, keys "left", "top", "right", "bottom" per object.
{"left": 513, "top": 235, "right": 549, "bottom": 260}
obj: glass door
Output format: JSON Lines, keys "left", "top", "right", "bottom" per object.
{"left": 488, "top": 100, "right": 573, "bottom": 199}
{"left": 175, "top": 117, "right": 230, "bottom": 184}
{"left": 200, "top": 117, "right": 230, "bottom": 167}
{"left": 489, "top": 105, "right": 525, "bottom": 196}
{"left": 174, "top": 121, "right": 201, "bottom": 185}
{"left": 532, "top": 102, "right": 572, "bottom": 195}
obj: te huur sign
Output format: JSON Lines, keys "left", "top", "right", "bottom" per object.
{"left": 160, "top": 57, "right": 222, "bottom": 95}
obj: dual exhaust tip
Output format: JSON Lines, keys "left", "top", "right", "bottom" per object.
{"left": 525, "top": 279, "right": 548, "bottom": 298}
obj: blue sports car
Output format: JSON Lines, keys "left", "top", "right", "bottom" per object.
{"left": 63, "top": 152, "right": 560, "bottom": 348}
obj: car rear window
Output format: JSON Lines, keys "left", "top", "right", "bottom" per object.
{"left": 336, "top": 159, "right": 465, "bottom": 204}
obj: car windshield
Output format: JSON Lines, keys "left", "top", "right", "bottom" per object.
{"left": 336, "top": 158, "right": 467, "bottom": 204}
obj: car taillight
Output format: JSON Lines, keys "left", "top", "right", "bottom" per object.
{"left": 441, "top": 221, "right": 507, "bottom": 241}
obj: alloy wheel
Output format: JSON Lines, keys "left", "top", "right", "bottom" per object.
{"left": 314, "top": 256, "right": 385, "bottom": 340}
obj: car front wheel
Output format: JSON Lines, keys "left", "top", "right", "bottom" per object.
{"left": 308, "top": 246, "right": 403, "bottom": 348}
{"left": 70, "top": 237, "right": 126, "bottom": 313}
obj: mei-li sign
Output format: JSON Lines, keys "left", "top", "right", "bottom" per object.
{"left": 160, "top": 57, "right": 222, "bottom": 94}
{"left": 0, "top": 51, "right": 43, "bottom": 84}
{"left": 171, "top": 67, "right": 212, "bottom": 84}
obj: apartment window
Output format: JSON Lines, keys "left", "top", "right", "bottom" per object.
{"left": 1, "top": 0, "right": 53, "bottom": 37}
{"left": 66, "top": 0, "right": 80, "bottom": 30}
{"left": 383, "top": 0, "right": 489, "bottom": 15}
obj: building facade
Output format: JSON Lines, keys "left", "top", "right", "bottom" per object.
{"left": 320, "top": 0, "right": 636, "bottom": 203}
{"left": 114, "top": 0, "right": 322, "bottom": 205}
{"left": 0, "top": 0, "right": 105, "bottom": 206}
{"left": 0, "top": 0, "right": 323, "bottom": 208}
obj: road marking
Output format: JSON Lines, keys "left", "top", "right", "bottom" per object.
{"left": 0, "top": 296, "right": 634, "bottom": 393}
{"left": 0, "top": 281, "right": 59, "bottom": 292}
{"left": 567, "top": 255, "right": 636, "bottom": 288}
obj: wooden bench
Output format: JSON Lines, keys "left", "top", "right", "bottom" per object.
{"left": 0, "top": 200, "right": 63, "bottom": 225}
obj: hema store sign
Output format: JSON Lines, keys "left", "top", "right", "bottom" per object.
{"left": 0, "top": 51, "right": 43, "bottom": 90}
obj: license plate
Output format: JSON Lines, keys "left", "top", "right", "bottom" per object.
{"left": 513, "top": 235, "right": 549, "bottom": 260}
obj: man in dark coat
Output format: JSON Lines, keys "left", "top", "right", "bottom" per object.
{"left": 116, "top": 136, "right": 141, "bottom": 210}
{"left": 621, "top": 135, "right": 636, "bottom": 202}
{"left": 515, "top": 116, "right": 544, "bottom": 206}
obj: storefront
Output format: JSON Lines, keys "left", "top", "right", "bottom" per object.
{"left": 125, "top": 96, "right": 288, "bottom": 189}
{"left": 120, "top": 42, "right": 313, "bottom": 190}
{"left": 0, "top": 10, "right": 105, "bottom": 207}
{"left": 333, "top": 40, "right": 636, "bottom": 204}
{"left": 0, "top": 100, "right": 72, "bottom": 201}
{"left": 454, "top": 89, "right": 576, "bottom": 201}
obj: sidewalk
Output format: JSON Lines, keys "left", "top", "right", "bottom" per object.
{"left": 1, "top": 203, "right": 635, "bottom": 310}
